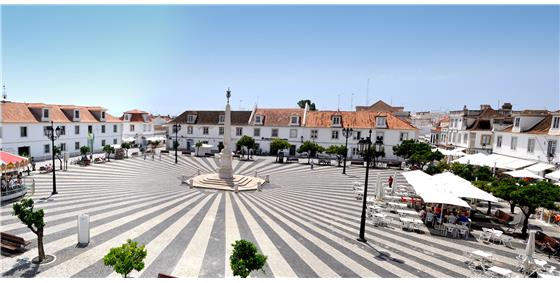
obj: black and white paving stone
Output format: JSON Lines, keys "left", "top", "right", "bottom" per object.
{"left": 1, "top": 155, "right": 558, "bottom": 278}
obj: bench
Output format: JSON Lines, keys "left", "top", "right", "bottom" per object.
{"left": 535, "top": 231, "right": 560, "bottom": 258}
{"left": 157, "top": 273, "right": 176, "bottom": 278}
{"left": 1, "top": 232, "right": 31, "bottom": 252}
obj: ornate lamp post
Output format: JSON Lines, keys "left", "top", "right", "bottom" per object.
{"left": 373, "top": 136, "right": 384, "bottom": 168}
{"left": 44, "top": 121, "right": 62, "bottom": 195}
{"left": 173, "top": 123, "right": 182, "bottom": 164}
{"left": 342, "top": 127, "right": 353, "bottom": 174}
{"left": 357, "top": 129, "right": 372, "bottom": 242}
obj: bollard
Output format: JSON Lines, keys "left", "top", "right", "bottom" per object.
{"left": 197, "top": 169, "right": 201, "bottom": 176}
{"left": 265, "top": 175, "right": 270, "bottom": 183}
{"left": 254, "top": 170, "right": 258, "bottom": 177}
{"left": 77, "top": 214, "right": 90, "bottom": 244}
{"left": 189, "top": 179, "right": 194, "bottom": 189}
{"left": 234, "top": 184, "right": 239, "bottom": 193}
{"left": 257, "top": 182, "right": 262, "bottom": 191}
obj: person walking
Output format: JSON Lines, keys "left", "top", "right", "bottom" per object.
{"left": 310, "top": 160, "right": 314, "bottom": 170}
{"left": 388, "top": 175, "right": 394, "bottom": 188}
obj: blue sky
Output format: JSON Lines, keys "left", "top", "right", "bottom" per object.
{"left": 1, "top": 5, "right": 558, "bottom": 116}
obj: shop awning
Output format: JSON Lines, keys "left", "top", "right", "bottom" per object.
{"left": 401, "top": 170, "right": 471, "bottom": 208}
{"left": 505, "top": 169, "right": 544, "bottom": 180}
{"left": 432, "top": 172, "right": 499, "bottom": 202}
{"left": 525, "top": 163, "right": 556, "bottom": 174}
{"left": 0, "top": 151, "right": 29, "bottom": 171}
{"left": 545, "top": 170, "right": 560, "bottom": 181}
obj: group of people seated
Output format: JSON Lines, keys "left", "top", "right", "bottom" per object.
{"left": 1, "top": 173, "right": 24, "bottom": 192}
{"left": 419, "top": 205, "right": 471, "bottom": 226}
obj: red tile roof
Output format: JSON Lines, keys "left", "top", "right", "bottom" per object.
{"left": 1, "top": 101, "right": 121, "bottom": 123}
{"left": 252, "top": 108, "right": 304, "bottom": 127}
{"left": 305, "top": 110, "right": 417, "bottom": 130}
{"left": 124, "top": 109, "right": 149, "bottom": 114}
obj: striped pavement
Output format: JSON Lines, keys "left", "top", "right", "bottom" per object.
{"left": 1, "top": 155, "right": 558, "bottom": 278}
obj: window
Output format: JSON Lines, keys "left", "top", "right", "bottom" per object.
{"left": 332, "top": 130, "right": 339, "bottom": 139}
{"left": 113, "top": 125, "right": 118, "bottom": 133}
{"left": 253, "top": 128, "right": 261, "bottom": 137}
{"left": 510, "top": 137, "right": 518, "bottom": 150}
{"left": 271, "top": 128, "right": 279, "bottom": 137}
{"left": 481, "top": 135, "right": 491, "bottom": 146}
{"left": 496, "top": 136, "right": 502, "bottom": 148}
{"left": 88, "top": 125, "right": 93, "bottom": 134}
{"left": 514, "top": 117, "right": 520, "bottom": 127}
{"left": 43, "top": 109, "right": 49, "bottom": 119}
{"left": 376, "top": 116, "right": 387, "bottom": 127}
{"left": 219, "top": 127, "right": 224, "bottom": 135}
{"left": 553, "top": 117, "right": 560, "bottom": 129}
{"left": 75, "top": 125, "right": 80, "bottom": 135}
{"left": 20, "top": 127, "right": 27, "bottom": 137}
{"left": 101, "top": 140, "right": 106, "bottom": 146}
{"left": 75, "top": 142, "right": 80, "bottom": 150}
{"left": 353, "top": 131, "right": 361, "bottom": 140}
{"left": 187, "top": 126, "right": 193, "bottom": 134}
{"left": 458, "top": 134, "right": 462, "bottom": 143}
{"left": 101, "top": 125, "right": 106, "bottom": 133}
{"left": 130, "top": 125, "right": 135, "bottom": 132}
{"left": 236, "top": 127, "right": 243, "bottom": 136}
{"left": 352, "top": 147, "right": 360, "bottom": 156}
{"left": 290, "top": 129, "right": 297, "bottom": 138}
{"left": 74, "top": 110, "right": 80, "bottom": 119}
{"left": 463, "top": 133, "right": 468, "bottom": 144}
{"left": 332, "top": 116, "right": 341, "bottom": 126}
{"left": 187, "top": 115, "right": 196, "bottom": 123}
{"left": 101, "top": 112, "right": 106, "bottom": 120}
{"left": 548, "top": 140, "right": 557, "bottom": 157}
{"left": 44, "top": 144, "right": 50, "bottom": 154}
{"left": 58, "top": 126, "right": 66, "bottom": 135}
{"left": 219, "top": 115, "right": 225, "bottom": 124}
{"left": 310, "top": 129, "right": 318, "bottom": 139}
{"left": 290, "top": 116, "right": 300, "bottom": 125}
{"left": 255, "top": 115, "right": 263, "bottom": 125}
{"left": 143, "top": 124, "right": 147, "bottom": 132}
{"left": 60, "top": 143, "right": 66, "bottom": 152}
{"left": 527, "top": 139, "right": 535, "bottom": 153}
{"left": 124, "top": 114, "right": 131, "bottom": 121}
{"left": 400, "top": 132, "right": 408, "bottom": 141}
{"left": 113, "top": 138, "right": 117, "bottom": 145}
{"left": 203, "top": 127, "right": 209, "bottom": 135}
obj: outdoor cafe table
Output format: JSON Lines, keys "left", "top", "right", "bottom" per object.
{"left": 387, "top": 202, "right": 408, "bottom": 209}
{"left": 470, "top": 250, "right": 493, "bottom": 262}
{"left": 443, "top": 223, "right": 469, "bottom": 239}
{"left": 400, "top": 217, "right": 423, "bottom": 231}
{"left": 488, "top": 266, "right": 512, "bottom": 278}
{"left": 397, "top": 209, "right": 418, "bottom": 217}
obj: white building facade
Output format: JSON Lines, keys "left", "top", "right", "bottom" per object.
{"left": 0, "top": 102, "right": 122, "bottom": 161}
{"left": 121, "top": 109, "right": 155, "bottom": 144}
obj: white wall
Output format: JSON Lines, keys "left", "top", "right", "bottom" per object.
{"left": 493, "top": 132, "right": 560, "bottom": 163}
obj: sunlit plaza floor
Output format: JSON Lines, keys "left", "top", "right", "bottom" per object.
{"left": 1, "top": 155, "right": 559, "bottom": 278}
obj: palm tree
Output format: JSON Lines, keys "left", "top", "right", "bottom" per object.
{"left": 195, "top": 141, "right": 203, "bottom": 157}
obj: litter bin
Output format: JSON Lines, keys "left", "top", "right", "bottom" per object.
{"left": 77, "top": 214, "right": 90, "bottom": 244}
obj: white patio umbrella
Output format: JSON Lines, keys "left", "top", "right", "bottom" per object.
{"left": 376, "top": 174, "right": 384, "bottom": 201}
{"left": 522, "top": 230, "right": 536, "bottom": 273}
{"left": 505, "top": 169, "right": 544, "bottom": 180}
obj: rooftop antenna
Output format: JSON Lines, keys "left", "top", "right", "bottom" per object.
{"left": 337, "top": 93, "right": 341, "bottom": 111}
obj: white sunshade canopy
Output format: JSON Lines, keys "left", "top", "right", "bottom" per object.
{"left": 146, "top": 136, "right": 166, "bottom": 142}
{"left": 525, "top": 163, "right": 556, "bottom": 173}
{"left": 432, "top": 148, "right": 466, "bottom": 157}
{"left": 454, "top": 153, "right": 537, "bottom": 170}
{"left": 545, "top": 170, "right": 560, "bottom": 181}
{"left": 123, "top": 137, "right": 135, "bottom": 142}
{"left": 454, "top": 153, "right": 490, "bottom": 167}
{"left": 432, "top": 172, "right": 499, "bottom": 203}
{"left": 400, "top": 170, "right": 471, "bottom": 208}
{"left": 505, "top": 169, "right": 544, "bottom": 180}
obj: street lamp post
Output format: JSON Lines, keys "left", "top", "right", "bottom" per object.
{"left": 173, "top": 123, "right": 182, "bottom": 164}
{"left": 342, "top": 127, "right": 353, "bottom": 174}
{"left": 547, "top": 152, "right": 555, "bottom": 164}
{"left": 373, "top": 136, "right": 384, "bottom": 168}
{"left": 44, "top": 121, "right": 62, "bottom": 195}
{"left": 357, "top": 129, "right": 372, "bottom": 242}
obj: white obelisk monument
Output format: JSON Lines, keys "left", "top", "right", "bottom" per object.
{"left": 218, "top": 88, "right": 234, "bottom": 179}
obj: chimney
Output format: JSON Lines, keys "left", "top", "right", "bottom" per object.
{"left": 480, "top": 104, "right": 491, "bottom": 111}
{"left": 302, "top": 102, "right": 309, "bottom": 126}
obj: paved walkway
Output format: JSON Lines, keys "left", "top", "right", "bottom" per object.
{"left": 1, "top": 155, "right": 558, "bottom": 278}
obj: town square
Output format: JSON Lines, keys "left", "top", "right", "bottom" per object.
{"left": 1, "top": 2, "right": 560, "bottom": 280}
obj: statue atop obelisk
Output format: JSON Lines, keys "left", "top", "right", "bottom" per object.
{"left": 218, "top": 88, "right": 234, "bottom": 179}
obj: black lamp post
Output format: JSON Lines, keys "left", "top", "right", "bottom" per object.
{"left": 45, "top": 121, "right": 62, "bottom": 195}
{"left": 373, "top": 136, "right": 384, "bottom": 168}
{"left": 547, "top": 152, "right": 555, "bottom": 164}
{"left": 173, "top": 123, "right": 182, "bottom": 164}
{"left": 342, "top": 127, "right": 353, "bottom": 174}
{"left": 357, "top": 129, "right": 372, "bottom": 242}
